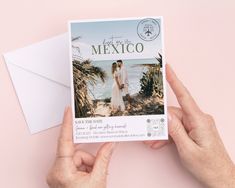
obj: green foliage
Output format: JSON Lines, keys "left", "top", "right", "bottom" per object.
{"left": 73, "top": 59, "right": 107, "bottom": 118}
{"left": 139, "top": 53, "right": 164, "bottom": 97}
{"left": 140, "top": 70, "right": 154, "bottom": 97}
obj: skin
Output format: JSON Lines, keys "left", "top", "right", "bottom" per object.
{"left": 113, "top": 64, "right": 122, "bottom": 89}
{"left": 118, "top": 62, "right": 131, "bottom": 103}
{"left": 47, "top": 64, "right": 235, "bottom": 188}
{"left": 47, "top": 107, "right": 116, "bottom": 188}
{"left": 144, "top": 64, "right": 235, "bottom": 188}
{"left": 117, "top": 62, "right": 124, "bottom": 89}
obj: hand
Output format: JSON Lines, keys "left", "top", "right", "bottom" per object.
{"left": 144, "top": 65, "right": 235, "bottom": 188}
{"left": 119, "top": 84, "right": 124, "bottom": 90}
{"left": 47, "top": 107, "right": 116, "bottom": 188}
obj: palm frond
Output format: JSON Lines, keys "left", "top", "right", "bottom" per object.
{"left": 139, "top": 53, "right": 164, "bottom": 97}
{"left": 73, "top": 59, "right": 107, "bottom": 118}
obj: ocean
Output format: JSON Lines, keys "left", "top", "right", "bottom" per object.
{"left": 88, "top": 58, "right": 158, "bottom": 100}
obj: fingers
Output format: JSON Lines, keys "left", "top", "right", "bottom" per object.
{"left": 73, "top": 150, "right": 95, "bottom": 167}
{"left": 166, "top": 64, "right": 201, "bottom": 116}
{"left": 168, "top": 111, "right": 195, "bottom": 152}
{"left": 143, "top": 140, "right": 156, "bottom": 147}
{"left": 149, "top": 140, "right": 170, "bottom": 149}
{"left": 56, "top": 107, "right": 74, "bottom": 158}
{"left": 60, "top": 107, "right": 73, "bottom": 141}
{"left": 92, "top": 143, "right": 116, "bottom": 180}
{"left": 168, "top": 106, "right": 183, "bottom": 120}
{"left": 73, "top": 150, "right": 95, "bottom": 173}
{"left": 151, "top": 141, "right": 168, "bottom": 149}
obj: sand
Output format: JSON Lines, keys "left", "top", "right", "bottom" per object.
{"left": 91, "top": 94, "right": 164, "bottom": 117}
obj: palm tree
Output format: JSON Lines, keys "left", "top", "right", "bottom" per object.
{"left": 155, "top": 53, "right": 162, "bottom": 68}
{"left": 139, "top": 53, "right": 163, "bottom": 97}
{"left": 73, "top": 59, "right": 107, "bottom": 118}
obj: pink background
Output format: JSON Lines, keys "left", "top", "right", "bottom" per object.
{"left": 1, "top": 0, "right": 235, "bottom": 187}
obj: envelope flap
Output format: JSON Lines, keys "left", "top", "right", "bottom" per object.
{"left": 4, "top": 33, "right": 70, "bottom": 87}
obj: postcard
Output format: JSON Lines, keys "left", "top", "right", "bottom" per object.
{"left": 68, "top": 17, "right": 168, "bottom": 143}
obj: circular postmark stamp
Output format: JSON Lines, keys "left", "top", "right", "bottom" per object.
{"left": 137, "top": 18, "right": 160, "bottom": 41}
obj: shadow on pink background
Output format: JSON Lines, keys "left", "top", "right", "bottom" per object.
{"left": 0, "top": 0, "right": 235, "bottom": 187}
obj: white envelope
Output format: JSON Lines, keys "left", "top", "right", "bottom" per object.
{"left": 3, "top": 33, "right": 71, "bottom": 134}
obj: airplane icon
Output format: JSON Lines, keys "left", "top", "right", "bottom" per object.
{"left": 145, "top": 29, "right": 152, "bottom": 36}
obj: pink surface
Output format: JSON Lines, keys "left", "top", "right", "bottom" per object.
{"left": 0, "top": 0, "right": 235, "bottom": 187}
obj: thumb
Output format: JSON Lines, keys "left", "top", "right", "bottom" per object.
{"left": 92, "top": 142, "right": 116, "bottom": 181}
{"left": 168, "top": 111, "right": 194, "bottom": 151}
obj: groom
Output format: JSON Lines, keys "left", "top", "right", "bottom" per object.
{"left": 117, "top": 60, "right": 131, "bottom": 106}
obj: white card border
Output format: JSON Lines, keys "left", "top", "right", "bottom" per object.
{"left": 68, "top": 16, "right": 168, "bottom": 143}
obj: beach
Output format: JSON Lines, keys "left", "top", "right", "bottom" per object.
{"left": 91, "top": 93, "right": 164, "bottom": 117}
{"left": 88, "top": 58, "right": 158, "bottom": 100}
{"left": 72, "top": 57, "right": 164, "bottom": 118}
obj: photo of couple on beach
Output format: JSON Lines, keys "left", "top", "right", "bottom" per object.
{"left": 72, "top": 55, "right": 165, "bottom": 118}
{"left": 110, "top": 59, "right": 131, "bottom": 114}
{"left": 70, "top": 18, "right": 166, "bottom": 119}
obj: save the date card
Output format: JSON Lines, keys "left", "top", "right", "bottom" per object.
{"left": 68, "top": 17, "right": 168, "bottom": 143}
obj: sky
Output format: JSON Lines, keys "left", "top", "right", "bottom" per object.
{"left": 70, "top": 18, "right": 163, "bottom": 61}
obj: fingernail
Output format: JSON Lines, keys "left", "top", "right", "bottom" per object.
{"left": 110, "top": 142, "right": 118, "bottom": 152}
{"left": 151, "top": 143, "right": 160, "bottom": 149}
{"left": 64, "top": 106, "right": 69, "bottom": 114}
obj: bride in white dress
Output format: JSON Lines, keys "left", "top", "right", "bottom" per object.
{"left": 111, "top": 62, "right": 125, "bottom": 112}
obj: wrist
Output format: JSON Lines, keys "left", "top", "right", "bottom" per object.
{"left": 212, "top": 163, "right": 235, "bottom": 188}
{"left": 224, "top": 163, "right": 235, "bottom": 188}
{"left": 229, "top": 164, "right": 235, "bottom": 187}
